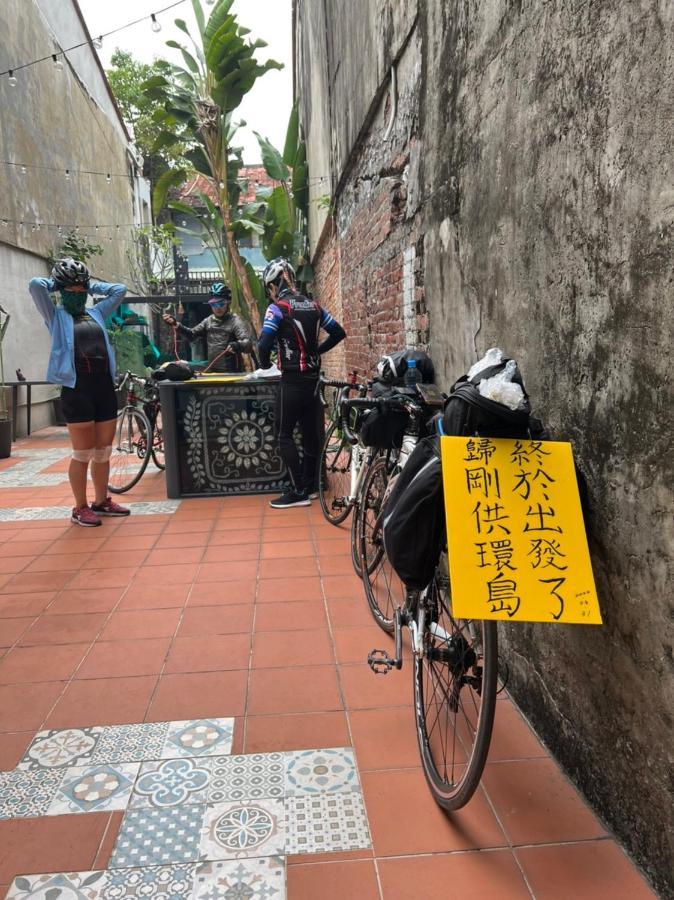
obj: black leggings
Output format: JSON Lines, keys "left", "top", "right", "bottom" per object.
{"left": 274, "top": 377, "right": 321, "bottom": 492}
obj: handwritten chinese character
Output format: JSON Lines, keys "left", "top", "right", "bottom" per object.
{"left": 464, "top": 438, "right": 496, "bottom": 465}
{"left": 513, "top": 468, "right": 533, "bottom": 499}
{"left": 486, "top": 572, "right": 521, "bottom": 617}
{"left": 472, "top": 501, "right": 511, "bottom": 536}
{"left": 466, "top": 466, "right": 501, "bottom": 498}
{"left": 528, "top": 539, "right": 567, "bottom": 570}
{"left": 523, "top": 503, "right": 563, "bottom": 533}
{"left": 539, "top": 576, "right": 566, "bottom": 620}
{"left": 475, "top": 539, "right": 516, "bottom": 570}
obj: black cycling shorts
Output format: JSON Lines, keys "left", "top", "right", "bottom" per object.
{"left": 61, "top": 373, "right": 118, "bottom": 424}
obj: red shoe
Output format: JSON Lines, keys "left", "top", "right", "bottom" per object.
{"left": 72, "top": 506, "right": 102, "bottom": 527}
{"left": 91, "top": 497, "right": 131, "bottom": 517}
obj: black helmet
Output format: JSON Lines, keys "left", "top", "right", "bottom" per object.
{"left": 262, "top": 257, "right": 295, "bottom": 289}
{"left": 52, "top": 257, "right": 90, "bottom": 287}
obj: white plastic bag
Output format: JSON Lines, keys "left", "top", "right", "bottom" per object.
{"left": 467, "top": 347, "right": 504, "bottom": 381}
{"left": 478, "top": 359, "right": 526, "bottom": 410}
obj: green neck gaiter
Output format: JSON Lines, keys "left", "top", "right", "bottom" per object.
{"left": 60, "top": 290, "right": 87, "bottom": 317}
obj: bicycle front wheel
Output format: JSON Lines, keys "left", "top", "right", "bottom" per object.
{"left": 109, "top": 407, "right": 151, "bottom": 494}
{"left": 359, "top": 455, "right": 404, "bottom": 633}
{"left": 318, "top": 421, "right": 353, "bottom": 526}
{"left": 414, "top": 557, "right": 498, "bottom": 810}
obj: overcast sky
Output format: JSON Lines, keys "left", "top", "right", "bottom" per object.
{"left": 78, "top": 0, "right": 293, "bottom": 164}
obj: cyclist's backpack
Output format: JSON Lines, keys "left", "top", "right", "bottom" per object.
{"left": 382, "top": 360, "right": 549, "bottom": 590}
{"left": 376, "top": 349, "right": 435, "bottom": 386}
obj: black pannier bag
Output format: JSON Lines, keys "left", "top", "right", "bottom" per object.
{"left": 382, "top": 362, "right": 549, "bottom": 590}
{"left": 359, "top": 382, "right": 410, "bottom": 450}
{"left": 376, "top": 349, "right": 435, "bottom": 385}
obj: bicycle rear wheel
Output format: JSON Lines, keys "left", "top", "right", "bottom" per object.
{"left": 414, "top": 557, "right": 498, "bottom": 810}
{"left": 359, "top": 455, "right": 404, "bottom": 633}
{"left": 318, "top": 421, "right": 353, "bottom": 526}
{"left": 109, "top": 407, "right": 151, "bottom": 494}
{"left": 151, "top": 408, "right": 165, "bottom": 470}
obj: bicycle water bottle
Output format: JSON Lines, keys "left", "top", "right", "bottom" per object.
{"left": 404, "top": 358, "right": 422, "bottom": 387}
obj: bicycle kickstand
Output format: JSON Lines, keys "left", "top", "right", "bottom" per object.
{"left": 367, "top": 607, "right": 406, "bottom": 674}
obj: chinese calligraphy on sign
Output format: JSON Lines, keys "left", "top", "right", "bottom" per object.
{"left": 440, "top": 437, "right": 602, "bottom": 624}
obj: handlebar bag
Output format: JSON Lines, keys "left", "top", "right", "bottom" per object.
{"left": 359, "top": 404, "right": 409, "bottom": 449}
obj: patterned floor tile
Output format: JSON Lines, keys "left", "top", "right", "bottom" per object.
{"left": 285, "top": 793, "right": 371, "bottom": 855}
{"left": 110, "top": 804, "right": 206, "bottom": 868}
{"left": 0, "top": 502, "right": 181, "bottom": 522}
{"left": 131, "top": 758, "right": 212, "bottom": 809}
{"left": 91, "top": 723, "right": 170, "bottom": 765}
{"left": 193, "top": 856, "right": 285, "bottom": 900}
{"left": 0, "top": 769, "right": 63, "bottom": 819}
{"left": 200, "top": 800, "right": 285, "bottom": 861}
{"left": 48, "top": 763, "right": 140, "bottom": 815}
{"left": 18, "top": 727, "right": 103, "bottom": 771}
{"left": 7, "top": 870, "right": 107, "bottom": 900}
{"left": 161, "top": 719, "right": 234, "bottom": 759}
{"left": 285, "top": 748, "right": 358, "bottom": 796}
{"left": 101, "top": 864, "right": 196, "bottom": 900}
{"left": 208, "top": 753, "right": 284, "bottom": 803}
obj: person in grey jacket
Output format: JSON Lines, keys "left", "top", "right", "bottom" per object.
{"left": 163, "top": 282, "right": 253, "bottom": 373}
{"left": 29, "top": 258, "right": 130, "bottom": 527}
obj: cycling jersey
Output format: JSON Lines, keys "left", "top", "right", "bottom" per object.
{"left": 177, "top": 312, "right": 253, "bottom": 373}
{"left": 73, "top": 316, "right": 109, "bottom": 375}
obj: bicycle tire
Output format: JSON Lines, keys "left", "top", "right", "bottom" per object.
{"left": 318, "top": 420, "right": 353, "bottom": 526}
{"left": 151, "top": 408, "right": 165, "bottom": 470}
{"left": 414, "top": 559, "right": 498, "bottom": 810}
{"left": 350, "top": 499, "right": 363, "bottom": 577}
{"left": 108, "top": 407, "right": 151, "bottom": 494}
{"left": 359, "top": 455, "right": 404, "bottom": 633}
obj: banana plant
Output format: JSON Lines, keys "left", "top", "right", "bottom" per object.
{"left": 142, "top": 0, "right": 282, "bottom": 332}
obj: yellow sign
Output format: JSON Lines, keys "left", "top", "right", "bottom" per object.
{"left": 440, "top": 437, "right": 601, "bottom": 625}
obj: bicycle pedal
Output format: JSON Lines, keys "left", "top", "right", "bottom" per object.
{"left": 367, "top": 649, "right": 396, "bottom": 674}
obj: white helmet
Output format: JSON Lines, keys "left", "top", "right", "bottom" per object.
{"left": 262, "top": 257, "right": 295, "bottom": 289}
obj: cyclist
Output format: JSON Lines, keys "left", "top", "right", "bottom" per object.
{"left": 258, "top": 257, "right": 346, "bottom": 508}
{"left": 162, "top": 282, "right": 253, "bottom": 373}
{"left": 29, "top": 258, "right": 130, "bottom": 526}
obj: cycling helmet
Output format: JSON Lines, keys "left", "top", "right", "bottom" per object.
{"left": 209, "top": 282, "right": 231, "bottom": 299}
{"left": 51, "top": 257, "right": 90, "bottom": 286}
{"left": 262, "top": 257, "right": 296, "bottom": 289}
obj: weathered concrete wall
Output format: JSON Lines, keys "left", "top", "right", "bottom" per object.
{"left": 296, "top": 0, "right": 674, "bottom": 893}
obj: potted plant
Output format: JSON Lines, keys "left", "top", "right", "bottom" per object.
{"left": 0, "top": 303, "right": 11, "bottom": 458}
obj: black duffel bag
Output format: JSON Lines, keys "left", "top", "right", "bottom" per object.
{"left": 376, "top": 349, "right": 435, "bottom": 386}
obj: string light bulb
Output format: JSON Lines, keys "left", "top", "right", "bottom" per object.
{"left": 65, "top": 169, "right": 71, "bottom": 181}
{"left": 93, "top": 36, "right": 103, "bottom": 50}
{"left": 20, "top": 165, "right": 27, "bottom": 175}
{"left": 52, "top": 54, "right": 64, "bottom": 71}
{"left": 150, "top": 14, "right": 161, "bottom": 33}
{"left": 8, "top": 70, "right": 17, "bottom": 87}
{"left": 106, "top": 173, "right": 111, "bottom": 184}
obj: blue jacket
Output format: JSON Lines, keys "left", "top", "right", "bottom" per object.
{"left": 28, "top": 278, "right": 126, "bottom": 388}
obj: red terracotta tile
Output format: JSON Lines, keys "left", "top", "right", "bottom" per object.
{"left": 0, "top": 732, "right": 31, "bottom": 771}
{"left": 0, "top": 556, "right": 33, "bottom": 574}
{"left": 488, "top": 698, "right": 549, "bottom": 761}
{"left": 515, "top": 840, "right": 658, "bottom": 900}
{"left": 76, "top": 638, "right": 171, "bottom": 679}
{"left": 0, "top": 643, "right": 90, "bottom": 684}
{"left": 326, "top": 597, "right": 378, "bottom": 628}
{"left": 0, "top": 592, "right": 55, "bottom": 619}
{"left": 261, "top": 541, "right": 315, "bottom": 559}
{"left": 144, "top": 547, "right": 205, "bottom": 566}
{"left": 254, "top": 601, "right": 327, "bottom": 632}
{"left": 258, "top": 557, "right": 319, "bottom": 579}
{"left": 247, "top": 665, "right": 342, "bottom": 715}
{"left": 45, "top": 676, "right": 157, "bottom": 728}
{"left": 100, "top": 534, "right": 158, "bottom": 551}
{"left": 318, "top": 555, "right": 358, "bottom": 575}
{"left": 0, "top": 681, "right": 64, "bottom": 732}
{"left": 115, "top": 520, "right": 166, "bottom": 536}
{"left": 100, "top": 609, "right": 181, "bottom": 641}
{"left": 0, "top": 571, "right": 74, "bottom": 595}
{"left": 321, "top": 574, "right": 364, "bottom": 599}
{"left": 286, "top": 849, "right": 373, "bottom": 865}
{"left": 24, "top": 553, "right": 93, "bottom": 573}
{"left": 378, "top": 850, "right": 529, "bottom": 899}
{"left": 186, "top": 580, "right": 256, "bottom": 607}
{"left": 350, "top": 707, "right": 423, "bottom": 771}
{"left": 0, "top": 618, "right": 35, "bottom": 648}
{"left": 133, "top": 563, "right": 199, "bottom": 584}
{"left": 361, "top": 768, "right": 506, "bottom": 856}
{"left": 287, "top": 860, "right": 380, "bottom": 900}
{"left": 251, "top": 629, "right": 334, "bottom": 669}
{"left": 82, "top": 550, "right": 148, "bottom": 569}
{"left": 147, "top": 670, "right": 247, "bottom": 720}
{"left": 261, "top": 526, "right": 312, "bottom": 542}
{"left": 481, "top": 758, "right": 608, "bottom": 845}
{"left": 93, "top": 811, "right": 125, "bottom": 869}
{"left": 314, "top": 538, "right": 351, "bottom": 555}
{"left": 257, "top": 577, "right": 323, "bottom": 603}
{"left": 20, "top": 613, "right": 107, "bottom": 646}
{"left": 202, "top": 544, "right": 259, "bottom": 563}
{"left": 154, "top": 532, "right": 210, "bottom": 549}
{"left": 43, "top": 535, "right": 108, "bottom": 555}
{"left": 209, "top": 526, "right": 263, "bottom": 546}
{"left": 164, "top": 634, "right": 251, "bottom": 673}
{"left": 339, "top": 663, "right": 413, "bottom": 709}
{"left": 196, "top": 561, "right": 258, "bottom": 583}
{"left": 69, "top": 567, "right": 138, "bottom": 589}
{"left": 312, "top": 524, "right": 351, "bottom": 541}
{"left": 244, "top": 711, "right": 351, "bottom": 753}
{"left": 178, "top": 604, "right": 253, "bottom": 638}
{"left": 0, "top": 812, "right": 111, "bottom": 882}
{"left": 47, "top": 588, "right": 124, "bottom": 615}
{"left": 164, "top": 520, "right": 212, "bottom": 535}
{"left": 0, "top": 540, "right": 54, "bottom": 557}
{"left": 117, "top": 583, "right": 191, "bottom": 610}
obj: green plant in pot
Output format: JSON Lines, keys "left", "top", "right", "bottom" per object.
{"left": 0, "top": 304, "right": 11, "bottom": 459}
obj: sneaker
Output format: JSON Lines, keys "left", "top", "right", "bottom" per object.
{"left": 269, "top": 490, "right": 311, "bottom": 509}
{"left": 308, "top": 491, "right": 319, "bottom": 500}
{"left": 91, "top": 497, "right": 131, "bottom": 517}
{"left": 72, "top": 506, "right": 102, "bottom": 527}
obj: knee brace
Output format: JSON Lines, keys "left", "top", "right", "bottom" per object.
{"left": 72, "top": 448, "right": 94, "bottom": 463}
{"left": 92, "top": 446, "right": 112, "bottom": 463}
